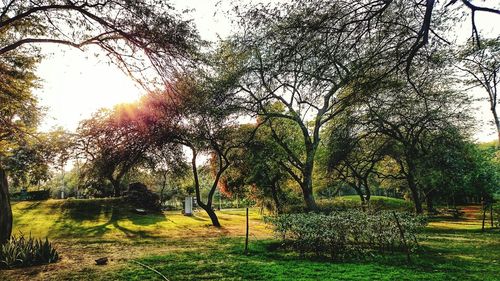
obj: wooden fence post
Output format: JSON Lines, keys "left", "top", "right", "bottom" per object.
{"left": 244, "top": 207, "right": 249, "bottom": 255}
{"left": 392, "top": 211, "right": 411, "bottom": 263}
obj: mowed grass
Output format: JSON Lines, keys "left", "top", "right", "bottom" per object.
{"left": 11, "top": 199, "right": 270, "bottom": 241}
{"left": 3, "top": 198, "right": 500, "bottom": 281}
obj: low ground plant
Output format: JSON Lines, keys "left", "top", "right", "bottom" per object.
{"left": 0, "top": 234, "right": 59, "bottom": 269}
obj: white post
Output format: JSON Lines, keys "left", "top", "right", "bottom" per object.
{"left": 184, "top": 196, "right": 193, "bottom": 216}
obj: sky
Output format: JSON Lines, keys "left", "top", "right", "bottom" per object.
{"left": 35, "top": 0, "right": 232, "bottom": 132}
{"left": 35, "top": 1, "right": 500, "bottom": 142}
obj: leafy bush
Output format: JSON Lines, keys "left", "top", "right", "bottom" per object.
{"left": 10, "top": 190, "right": 50, "bottom": 201}
{"left": 125, "top": 182, "right": 161, "bottom": 212}
{"left": 0, "top": 235, "right": 59, "bottom": 269}
{"left": 266, "top": 210, "right": 426, "bottom": 260}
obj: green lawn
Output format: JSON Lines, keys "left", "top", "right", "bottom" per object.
{"left": 3, "top": 199, "right": 499, "bottom": 281}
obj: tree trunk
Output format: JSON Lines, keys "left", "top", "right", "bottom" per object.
{"left": 303, "top": 187, "right": 318, "bottom": 211}
{"left": 0, "top": 167, "right": 13, "bottom": 244}
{"left": 363, "top": 178, "right": 371, "bottom": 202}
{"left": 482, "top": 203, "right": 486, "bottom": 232}
{"left": 491, "top": 106, "right": 500, "bottom": 147}
{"left": 302, "top": 163, "right": 318, "bottom": 211}
{"left": 110, "top": 178, "right": 121, "bottom": 197}
{"left": 405, "top": 172, "right": 423, "bottom": 214}
{"left": 270, "top": 182, "right": 282, "bottom": 214}
{"left": 189, "top": 147, "right": 221, "bottom": 227}
{"left": 426, "top": 192, "right": 434, "bottom": 213}
{"left": 159, "top": 173, "right": 168, "bottom": 205}
{"left": 301, "top": 148, "right": 318, "bottom": 211}
{"left": 350, "top": 183, "right": 366, "bottom": 210}
{"left": 490, "top": 204, "right": 494, "bottom": 228}
{"left": 406, "top": 158, "right": 423, "bottom": 214}
{"left": 244, "top": 207, "right": 249, "bottom": 255}
{"left": 200, "top": 203, "right": 221, "bottom": 227}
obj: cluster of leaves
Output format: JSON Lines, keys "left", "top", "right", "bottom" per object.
{"left": 266, "top": 211, "right": 427, "bottom": 260}
{"left": 0, "top": 235, "right": 59, "bottom": 269}
{"left": 124, "top": 182, "right": 161, "bottom": 212}
{"left": 10, "top": 190, "right": 50, "bottom": 201}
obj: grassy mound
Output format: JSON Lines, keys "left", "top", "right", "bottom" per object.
{"left": 336, "top": 195, "right": 413, "bottom": 210}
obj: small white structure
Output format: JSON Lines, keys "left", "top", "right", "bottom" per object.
{"left": 184, "top": 196, "right": 193, "bottom": 216}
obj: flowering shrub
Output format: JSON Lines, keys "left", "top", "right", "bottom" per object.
{"left": 266, "top": 210, "right": 426, "bottom": 259}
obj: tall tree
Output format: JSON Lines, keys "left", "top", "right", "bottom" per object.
{"left": 364, "top": 0, "right": 500, "bottom": 74}
{"left": 364, "top": 67, "right": 472, "bottom": 213}
{"left": 222, "top": 121, "right": 298, "bottom": 214}
{"left": 176, "top": 76, "right": 244, "bottom": 227}
{"left": 232, "top": 0, "right": 419, "bottom": 210}
{"left": 136, "top": 69, "right": 245, "bottom": 227}
{"left": 327, "top": 112, "right": 390, "bottom": 205}
{"left": 4, "top": 131, "right": 66, "bottom": 190}
{"left": 0, "top": 45, "right": 40, "bottom": 243}
{"left": 144, "top": 143, "right": 189, "bottom": 205}
{"left": 414, "top": 128, "right": 497, "bottom": 210}
{"left": 77, "top": 105, "right": 149, "bottom": 197}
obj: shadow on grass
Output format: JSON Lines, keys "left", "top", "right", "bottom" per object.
{"left": 51, "top": 202, "right": 167, "bottom": 239}
{"left": 17, "top": 201, "right": 44, "bottom": 211}
{"left": 187, "top": 215, "right": 209, "bottom": 222}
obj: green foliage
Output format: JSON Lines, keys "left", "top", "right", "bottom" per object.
{"left": 0, "top": 234, "right": 59, "bottom": 269}
{"left": 266, "top": 211, "right": 427, "bottom": 260}
{"left": 416, "top": 132, "right": 499, "bottom": 205}
{"left": 333, "top": 196, "right": 413, "bottom": 212}
{"left": 223, "top": 120, "right": 304, "bottom": 213}
{"left": 125, "top": 182, "right": 161, "bottom": 212}
{"left": 10, "top": 190, "right": 50, "bottom": 201}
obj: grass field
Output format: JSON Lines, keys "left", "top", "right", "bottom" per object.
{"left": 2, "top": 198, "right": 499, "bottom": 281}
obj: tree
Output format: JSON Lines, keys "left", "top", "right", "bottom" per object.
{"left": 458, "top": 38, "right": 500, "bottom": 145}
{"left": 144, "top": 143, "right": 189, "bottom": 205}
{"left": 232, "top": 0, "right": 420, "bottom": 210}
{"left": 176, "top": 76, "right": 244, "bottom": 227}
{"left": 366, "top": 0, "right": 500, "bottom": 75}
{"left": 0, "top": 43, "right": 40, "bottom": 243}
{"left": 76, "top": 105, "right": 149, "bottom": 197}
{"left": 222, "top": 121, "right": 299, "bottom": 214}
{"left": 8, "top": 128, "right": 75, "bottom": 192}
{"left": 415, "top": 129, "right": 498, "bottom": 211}
{"left": 364, "top": 66, "right": 472, "bottom": 213}
{"left": 0, "top": 0, "right": 200, "bottom": 85}
{"left": 134, "top": 67, "right": 245, "bottom": 227}
{"left": 326, "top": 112, "right": 390, "bottom": 205}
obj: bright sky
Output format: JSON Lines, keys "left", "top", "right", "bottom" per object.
{"left": 35, "top": 1, "right": 500, "bottom": 142}
{"left": 35, "top": 0, "right": 232, "bottom": 132}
